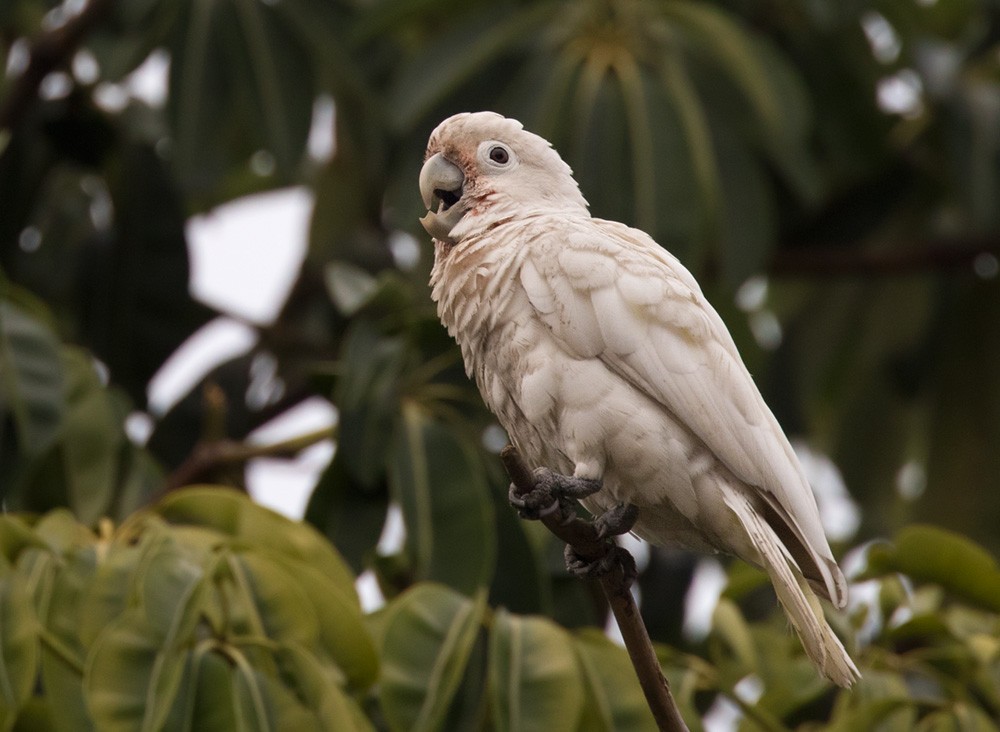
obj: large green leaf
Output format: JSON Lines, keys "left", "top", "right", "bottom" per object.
{"left": 387, "top": 4, "right": 553, "bottom": 132}
{"left": 227, "top": 551, "right": 320, "bottom": 647}
{"left": 915, "top": 705, "right": 1000, "bottom": 732}
{"left": 181, "top": 648, "right": 242, "bottom": 732}
{"left": 0, "top": 516, "right": 48, "bottom": 570}
{"left": 489, "top": 609, "right": 584, "bottom": 732}
{"left": 265, "top": 643, "right": 374, "bottom": 732}
{"left": 334, "top": 322, "right": 410, "bottom": 489}
{"left": 78, "top": 540, "right": 143, "bottom": 650}
{"left": 661, "top": 2, "right": 785, "bottom": 136}
{"left": 483, "top": 459, "right": 548, "bottom": 617}
{"left": 0, "top": 298, "right": 64, "bottom": 457}
{"left": 84, "top": 532, "right": 211, "bottom": 732}
{"left": 379, "top": 583, "right": 488, "bottom": 732}
{"left": 57, "top": 349, "right": 128, "bottom": 523}
{"left": 92, "top": 142, "right": 214, "bottom": 407}
{"left": 167, "top": 0, "right": 316, "bottom": 201}
{"left": 389, "top": 404, "right": 496, "bottom": 594}
{"left": 228, "top": 549, "right": 378, "bottom": 690}
{"left": 824, "top": 669, "right": 919, "bottom": 732}
{"left": 39, "top": 547, "right": 96, "bottom": 732}
{"left": 0, "top": 572, "right": 38, "bottom": 732}
{"left": 573, "top": 629, "right": 658, "bottom": 732}
{"left": 84, "top": 613, "right": 191, "bottom": 732}
{"left": 867, "top": 526, "right": 1000, "bottom": 613}
{"left": 304, "top": 449, "right": 390, "bottom": 575}
{"left": 155, "top": 488, "right": 359, "bottom": 600}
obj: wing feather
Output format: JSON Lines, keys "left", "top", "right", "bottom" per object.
{"left": 522, "top": 219, "right": 846, "bottom": 607}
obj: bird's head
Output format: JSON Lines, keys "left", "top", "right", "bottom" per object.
{"left": 419, "top": 112, "right": 588, "bottom": 246}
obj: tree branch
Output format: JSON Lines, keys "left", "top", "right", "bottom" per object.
{"left": 0, "top": 0, "right": 115, "bottom": 133}
{"left": 500, "top": 445, "right": 689, "bottom": 732}
{"left": 159, "top": 426, "right": 335, "bottom": 496}
{"left": 769, "top": 238, "right": 1000, "bottom": 278}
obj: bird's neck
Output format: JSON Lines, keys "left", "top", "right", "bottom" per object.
{"left": 429, "top": 222, "right": 536, "bottom": 374}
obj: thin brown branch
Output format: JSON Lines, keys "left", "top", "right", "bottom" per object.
{"left": 769, "top": 239, "right": 1000, "bottom": 278}
{"left": 159, "top": 427, "right": 334, "bottom": 497}
{"left": 0, "top": 0, "right": 115, "bottom": 133}
{"left": 500, "top": 445, "right": 689, "bottom": 732}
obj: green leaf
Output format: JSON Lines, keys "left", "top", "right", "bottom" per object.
{"left": 137, "top": 535, "right": 212, "bottom": 642}
{"left": 709, "top": 597, "right": 758, "bottom": 678}
{"left": 84, "top": 529, "right": 212, "bottom": 732}
{"left": 489, "top": 609, "right": 584, "bottom": 732}
{"left": 78, "top": 542, "right": 142, "bottom": 649}
{"left": 573, "top": 629, "right": 658, "bottom": 732}
{"left": 335, "top": 322, "right": 409, "bottom": 489}
{"left": 32, "top": 509, "right": 96, "bottom": 555}
{"left": 168, "top": 0, "right": 315, "bottom": 199}
{"left": 268, "top": 643, "right": 375, "bottom": 732}
{"left": 0, "top": 572, "right": 39, "bottom": 732}
{"left": 41, "top": 641, "right": 94, "bottom": 732}
{"left": 379, "top": 583, "right": 488, "bottom": 732}
{"left": 155, "top": 488, "right": 359, "bottom": 601}
{"left": 95, "top": 142, "right": 214, "bottom": 407}
{"left": 0, "top": 516, "right": 48, "bottom": 569}
{"left": 0, "top": 299, "right": 64, "bottom": 457}
{"left": 658, "top": 51, "right": 720, "bottom": 246}
{"left": 83, "top": 613, "right": 191, "bottom": 732}
{"left": 183, "top": 647, "right": 242, "bottom": 732}
{"left": 661, "top": 2, "right": 783, "bottom": 136}
{"left": 386, "top": 5, "right": 552, "bottom": 132}
{"left": 305, "top": 449, "right": 389, "bottom": 575}
{"left": 229, "top": 650, "right": 305, "bottom": 732}
{"left": 57, "top": 348, "right": 128, "bottom": 524}
{"left": 914, "top": 703, "right": 1000, "bottom": 732}
{"left": 229, "top": 552, "right": 320, "bottom": 648}
{"left": 40, "top": 543, "right": 96, "bottom": 672}
{"left": 264, "top": 556, "right": 378, "bottom": 690}
{"left": 483, "top": 460, "right": 548, "bottom": 617}
{"left": 867, "top": 526, "right": 1000, "bottom": 613}
{"left": 390, "top": 405, "right": 496, "bottom": 594}
{"left": 711, "top": 119, "right": 776, "bottom": 284}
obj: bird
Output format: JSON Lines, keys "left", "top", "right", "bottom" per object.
{"left": 418, "top": 111, "right": 859, "bottom": 687}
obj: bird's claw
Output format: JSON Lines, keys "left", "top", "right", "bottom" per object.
{"left": 564, "top": 544, "right": 638, "bottom": 584}
{"left": 508, "top": 468, "right": 602, "bottom": 520}
{"left": 508, "top": 482, "right": 560, "bottom": 519}
{"left": 593, "top": 502, "right": 639, "bottom": 539}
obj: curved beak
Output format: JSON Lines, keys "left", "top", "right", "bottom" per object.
{"left": 419, "top": 152, "right": 465, "bottom": 244}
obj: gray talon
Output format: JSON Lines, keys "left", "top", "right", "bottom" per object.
{"left": 564, "top": 544, "right": 637, "bottom": 583}
{"left": 594, "top": 502, "right": 639, "bottom": 539}
{"left": 510, "top": 469, "right": 603, "bottom": 520}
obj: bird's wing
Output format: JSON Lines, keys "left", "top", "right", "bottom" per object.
{"left": 519, "top": 218, "right": 846, "bottom": 607}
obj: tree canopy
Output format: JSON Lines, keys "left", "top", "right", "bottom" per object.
{"left": 2, "top": 0, "right": 1000, "bottom": 729}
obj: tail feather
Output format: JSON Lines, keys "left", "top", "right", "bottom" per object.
{"left": 724, "top": 489, "right": 860, "bottom": 687}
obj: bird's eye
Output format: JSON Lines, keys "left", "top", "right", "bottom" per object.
{"left": 488, "top": 146, "right": 510, "bottom": 165}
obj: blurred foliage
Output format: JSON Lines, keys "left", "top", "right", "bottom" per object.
{"left": 4, "top": 493, "right": 1000, "bottom": 730}
{"left": 2, "top": 0, "right": 1000, "bottom": 728}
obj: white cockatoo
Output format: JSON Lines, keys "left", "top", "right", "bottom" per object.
{"left": 418, "top": 111, "right": 859, "bottom": 686}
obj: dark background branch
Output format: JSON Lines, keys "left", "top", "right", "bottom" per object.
{"left": 0, "top": 0, "right": 114, "bottom": 132}
{"left": 769, "top": 238, "right": 1000, "bottom": 278}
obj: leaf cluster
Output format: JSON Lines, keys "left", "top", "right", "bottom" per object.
{"left": 4, "top": 492, "right": 1000, "bottom": 730}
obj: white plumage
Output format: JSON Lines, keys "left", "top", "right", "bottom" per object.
{"left": 418, "top": 111, "right": 859, "bottom": 686}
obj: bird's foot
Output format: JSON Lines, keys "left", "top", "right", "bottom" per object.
{"left": 565, "top": 543, "right": 638, "bottom": 583}
{"left": 593, "top": 502, "right": 639, "bottom": 539}
{"left": 508, "top": 468, "right": 602, "bottom": 520}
